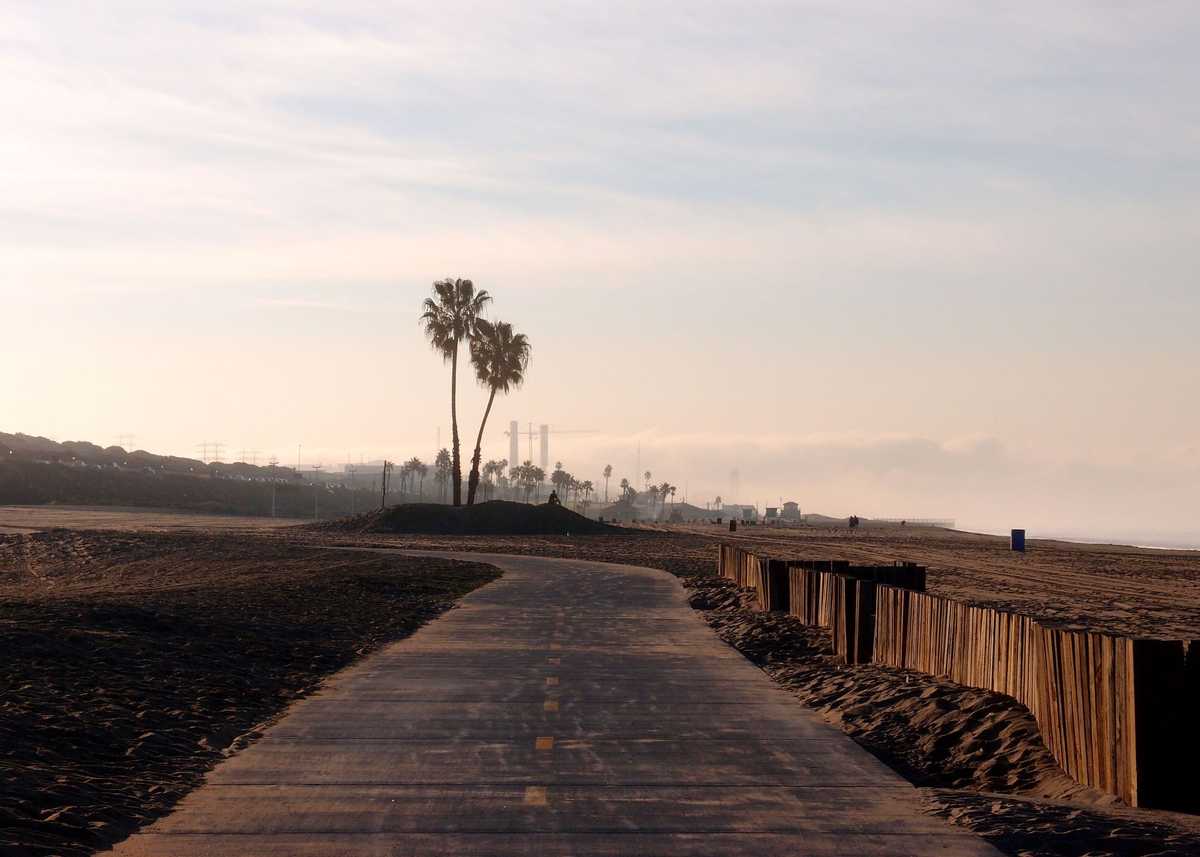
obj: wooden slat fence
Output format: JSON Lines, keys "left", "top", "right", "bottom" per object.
{"left": 716, "top": 543, "right": 1199, "bottom": 811}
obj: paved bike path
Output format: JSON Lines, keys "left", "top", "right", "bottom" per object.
{"left": 108, "top": 552, "right": 999, "bottom": 856}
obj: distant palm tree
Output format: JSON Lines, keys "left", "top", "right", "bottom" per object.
{"left": 466, "top": 319, "right": 531, "bottom": 505}
{"left": 516, "top": 460, "right": 536, "bottom": 502}
{"left": 406, "top": 457, "right": 425, "bottom": 499}
{"left": 669, "top": 485, "right": 676, "bottom": 507}
{"left": 602, "top": 464, "right": 612, "bottom": 503}
{"left": 434, "top": 448, "right": 451, "bottom": 502}
{"left": 619, "top": 477, "right": 631, "bottom": 499}
{"left": 644, "top": 470, "right": 651, "bottom": 491}
{"left": 417, "top": 461, "right": 428, "bottom": 497}
{"left": 494, "top": 457, "right": 508, "bottom": 498}
{"left": 481, "top": 459, "right": 499, "bottom": 500}
{"left": 581, "top": 480, "right": 594, "bottom": 508}
{"left": 550, "top": 462, "right": 570, "bottom": 502}
{"left": 420, "top": 278, "right": 491, "bottom": 506}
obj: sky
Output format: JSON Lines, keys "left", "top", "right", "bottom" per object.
{"left": 2, "top": 2, "right": 1198, "bottom": 537}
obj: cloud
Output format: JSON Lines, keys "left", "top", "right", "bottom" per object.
{"left": 2, "top": 2, "right": 1199, "bottom": 541}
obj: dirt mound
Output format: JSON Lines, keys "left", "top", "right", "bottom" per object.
{"left": 314, "top": 501, "right": 616, "bottom": 536}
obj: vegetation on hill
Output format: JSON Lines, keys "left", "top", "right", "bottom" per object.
{"left": 315, "top": 500, "right": 615, "bottom": 535}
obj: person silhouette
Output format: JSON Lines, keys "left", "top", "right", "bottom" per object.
{"left": 547, "top": 490, "right": 561, "bottom": 506}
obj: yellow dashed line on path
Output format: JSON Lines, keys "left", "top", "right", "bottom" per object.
{"left": 535, "top": 736, "right": 555, "bottom": 750}
{"left": 524, "top": 786, "right": 548, "bottom": 806}
{"left": 545, "top": 677, "right": 559, "bottom": 687}
{"left": 544, "top": 699, "right": 559, "bottom": 712}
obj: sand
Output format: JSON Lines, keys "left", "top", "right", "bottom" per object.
{"left": 0, "top": 528, "right": 498, "bottom": 856}
{"left": 4, "top": 512, "right": 1200, "bottom": 856}
{"left": 665, "top": 522, "right": 1200, "bottom": 639}
{"left": 0, "top": 505, "right": 305, "bottom": 535}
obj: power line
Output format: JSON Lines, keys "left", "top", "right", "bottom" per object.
{"left": 195, "top": 441, "right": 225, "bottom": 464}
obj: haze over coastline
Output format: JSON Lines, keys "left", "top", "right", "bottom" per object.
{"left": 3, "top": 2, "right": 1198, "bottom": 535}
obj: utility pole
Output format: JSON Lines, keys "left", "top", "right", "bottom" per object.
{"left": 312, "top": 464, "right": 323, "bottom": 519}
{"left": 380, "top": 460, "right": 393, "bottom": 509}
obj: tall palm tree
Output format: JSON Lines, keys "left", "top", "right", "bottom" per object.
{"left": 466, "top": 319, "right": 531, "bottom": 505}
{"left": 603, "top": 464, "right": 612, "bottom": 503}
{"left": 420, "top": 278, "right": 491, "bottom": 506}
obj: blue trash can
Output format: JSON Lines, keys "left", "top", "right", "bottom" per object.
{"left": 1011, "top": 529, "right": 1026, "bottom": 552}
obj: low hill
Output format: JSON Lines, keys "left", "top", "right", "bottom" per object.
{"left": 0, "top": 457, "right": 373, "bottom": 520}
{"left": 316, "top": 501, "right": 616, "bottom": 535}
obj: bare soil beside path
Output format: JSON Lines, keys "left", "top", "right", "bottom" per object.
{"left": 0, "top": 505, "right": 305, "bottom": 535}
{"left": 0, "top": 529, "right": 498, "bottom": 856}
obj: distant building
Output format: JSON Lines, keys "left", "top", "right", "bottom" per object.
{"left": 765, "top": 507, "right": 778, "bottom": 519}
{"left": 782, "top": 501, "right": 801, "bottom": 520}
{"left": 721, "top": 503, "right": 757, "bottom": 522}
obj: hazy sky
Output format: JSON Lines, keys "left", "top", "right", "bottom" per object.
{"left": 3, "top": 2, "right": 1198, "bottom": 536}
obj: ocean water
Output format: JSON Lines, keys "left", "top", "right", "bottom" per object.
{"left": 976, "top": 528, "right": 1200, "bottom": 552}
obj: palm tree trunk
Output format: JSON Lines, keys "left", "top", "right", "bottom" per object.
{"left": 450, "top": 342, "right": 462, "bottom": 505}
{"left": 466, "top": 386, "right": 497, "bottom": 505}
